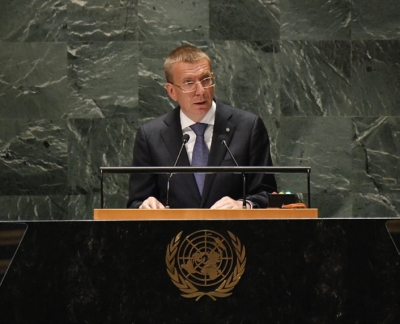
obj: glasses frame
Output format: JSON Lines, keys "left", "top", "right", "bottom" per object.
{"left": 169, "top": 75, "right": 216, "bottom": 93}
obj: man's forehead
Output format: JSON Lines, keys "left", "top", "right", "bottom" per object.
{"left": 172, "top": 59, "right": 211, "bottom": 78}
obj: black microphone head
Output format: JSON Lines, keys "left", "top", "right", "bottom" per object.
{"left": 218, "top": 135, "right": 228, "bottom": 144}
{"left": 182, "top": 134, "right": 190, "bottom": 143}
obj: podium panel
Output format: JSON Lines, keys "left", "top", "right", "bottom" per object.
{"left": 94, "top": 208, "right": 319, "bottom": 220}
{"left": 0, "top": 218, "right": 399, "bottom": 323}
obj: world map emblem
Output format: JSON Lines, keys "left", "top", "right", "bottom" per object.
{"left": 166, "top": 230, "right": 246, "bottom": 301}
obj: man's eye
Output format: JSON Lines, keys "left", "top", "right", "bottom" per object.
{"left": 183, "top": 81, "right": 194, "bottom": 85}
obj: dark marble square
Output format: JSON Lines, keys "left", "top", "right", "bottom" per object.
{"left": 274, "top": 116, "right": 353, "bottom": 195}
{"left": 68, "top": 174, "right": 130, "bottom": 217}
{"left": 0, "top": 119, "right": 68, "bottom": 196}
{"left": 310, "top": 192, "right": 353, "bottom": 218}
{"left": 0, "top": 42, "right": 67, "bottom": 119}
{"left": 0, "top": 196, "right": 68, "bottom": 220}
{"left": 138, "top": 41, "right": 188, "bottom": 120}
{"left": 209, "top": 41, "right": 280, "bottom": 117}
{"left": 280, "top": 0, "right": 351, "bottom": 40}
{"left": 67, "top": 41, "right": 138, "bottom": 119}
{"left": 351, "top": 40, "right": 400, "bottom": 117}
{"left": 138, "top": 0, "right": 208, "bottom": 41}
{"left": 67, "top": 118, "right": 135, "bottom": 197}
{"left": 68, "top": 194, "right": 99, "bottom": 220}
{"left": 67, "top": 0, "right": 138, "bottom": 41}
{"left": 351, "top": 117, "right": 400, "bottom": 194}
{"left": 352, "top": 0, "right": 400, "bottom": 40}
{"left": 352, "top": 193, "right": 400, "bottom": 217}
{"left": 279, "top": 40, "right": 352, "bottom": 116}
{"left": 0, "top": 0, "right": 67, "bottom": 42}
{"left": 210, "top": 0, "right": 280, "bottom": 41}
{"left": 263, "top": 116, "right": 279, "bottom": 166}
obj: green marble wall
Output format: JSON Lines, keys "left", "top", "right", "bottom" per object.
{"left": 0, "top": 0, "right": 399, "bottom": 219}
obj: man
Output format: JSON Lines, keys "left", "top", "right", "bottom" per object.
{"left": 127, "top": 45, "right": 276, "bottom": 209}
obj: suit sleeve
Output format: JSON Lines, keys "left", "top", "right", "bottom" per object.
{"left": 126, "top": 125, "right": 159, "bottom": 208}
{"left": 245, "top": 116, "right": 277, "bottom": 208}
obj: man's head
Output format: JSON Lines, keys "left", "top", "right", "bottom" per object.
{"left": 164, "top": 45, "right": 215, "bottom": 122}
{"left": 164, "top": 45, "right": 212, "bottom": 83}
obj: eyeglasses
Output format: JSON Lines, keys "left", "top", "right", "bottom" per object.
{"left": 170, "top": 76, "right": 216, "bottom": 93}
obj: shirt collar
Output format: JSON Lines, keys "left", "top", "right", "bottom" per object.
{"left": 180, "top": 100, "right": 216, "bottom": 130}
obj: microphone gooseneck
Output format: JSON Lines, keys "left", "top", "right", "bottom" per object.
{"left": 165, "top": 134, "right": 190, "bottom": 208}
{"left": 219, "top": 136, "right": 247, "bottom": 209}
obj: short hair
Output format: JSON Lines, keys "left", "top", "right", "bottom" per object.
{"left": 164, "top": 45, "right": 212, "bottom": 83}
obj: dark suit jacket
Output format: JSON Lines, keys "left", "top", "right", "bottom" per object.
{"left": 127, "top": 100, "right": 277, "bottom": 208}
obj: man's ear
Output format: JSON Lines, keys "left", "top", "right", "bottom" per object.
{"left": 165, "top": 83, "right": 177, "bottom": 101}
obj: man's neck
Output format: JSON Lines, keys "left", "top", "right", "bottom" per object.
{"left": 180, "top": 101, "right": 216, "bottom": 128}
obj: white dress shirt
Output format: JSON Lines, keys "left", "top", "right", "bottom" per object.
{"left": 180, "top": 101, "right": 216, "bottom": 164}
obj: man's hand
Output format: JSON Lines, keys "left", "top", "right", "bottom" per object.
{"left": 210, "top": 196, "right": 249, "bottom": 209}
{"left": 139, "top": 197, "right": 165, "bottom": 209}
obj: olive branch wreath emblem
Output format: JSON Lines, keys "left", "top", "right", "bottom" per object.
{"left": 165, "top": 230, "right": 246, "bottom": 301}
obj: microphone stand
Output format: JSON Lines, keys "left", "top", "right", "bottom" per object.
{"left": 221, "top": 139, "right": 247, "bottom": 209}
{"left": 165, "top": 134, "right": 190, "bottom": 208}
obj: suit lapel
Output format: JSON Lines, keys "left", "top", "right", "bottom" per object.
{"left": 161, "top": 108, "right": 189, "bottom": 166}
{"left": 201, "top": 102, "right": 236, "bottom": 206}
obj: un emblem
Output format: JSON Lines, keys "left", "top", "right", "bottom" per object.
{"left": 166, "top": 230, "right": 246, "bottom": 301}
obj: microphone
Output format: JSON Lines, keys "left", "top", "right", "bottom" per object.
{"left": 219, "top": 135, "right": 247, "bottom": 209}
{"left": 165, "top": 134, "right": 190, "bottom": 208}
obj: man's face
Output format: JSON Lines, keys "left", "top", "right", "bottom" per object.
{"left": 165, "top": 58, "right": 214, "bottom": 122}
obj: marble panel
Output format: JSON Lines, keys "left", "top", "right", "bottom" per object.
{"left": 67, "top": 41, "right": 138, "bottom": 119}
{"left": 0, "top": 196, "right": 68, "bottom": 220}
{"left": 351, "top": 40, "right": 400, "bottom": 117}
{"left": 67, "top": 118, "right": 135, "bottom": 197}
{"left": 279, "top": 40, "right": 352, "bottom": 116}
{"left": 310, "top": 192, "right": 353, "bottom": 218}
{"left": 352, "top": 0, "right": 400, "bottom": 40}
{"left": 138, "top": 0, "right": 208, "bottom": 41}
{"left": 352, "top": 193, "right": 400, "bottom": 218}
{"left": 274, "top": 116, "right": 353, "bottom": 196}
{"left": 0, "top": 42, "right": 67, "bottom": 119}
{"left": 351, "top": 117, "right": 400, "bottom": 194}
{"left": 209, "top": 41, "right": 280, "bottom": 117}
{"left": 280, "top": 0, "right": 351, "bottom": 40}
{"left": 0, "top": 119, "right": 68, "bottom": 196}
{"left": 0, "top": 0, "right": 67, "bottom": 42}
{"left": 210, "top": 0, "right": 279, "bottom": 41}
{"left": 67, "top": 0, "right": 137, "bottom": 41}
{"left": 68, "top": 194, "right": 99, "bottom": 219}
{"left": 138, "top": 41, "right": 188, "bottom": 119}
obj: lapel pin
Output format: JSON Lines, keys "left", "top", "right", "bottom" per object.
{"left": 226, "top": 128, "right": 230, "bottom": 133}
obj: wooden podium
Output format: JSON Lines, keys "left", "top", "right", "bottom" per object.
{"left": 94, "top": 208, "right": 318, "bottom": 220}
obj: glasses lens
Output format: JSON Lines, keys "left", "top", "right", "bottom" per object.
{"left": 181, "top": 83, "right": 195, "bottom": 92}
{"left": 201, "top": 77, "right": 214, "bottom": 88}
{"left": 180, "top": 77, "right": 215, "bottom": 92}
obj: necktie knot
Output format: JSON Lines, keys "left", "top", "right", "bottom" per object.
{"left": 190, "top": 123, "right": 208, "bottom": 136}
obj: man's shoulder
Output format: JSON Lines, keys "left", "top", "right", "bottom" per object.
{"left": 140, "top": 108, "right": 177, "bottom": 130}
{"left": 216, "top": 100, "right": 259, "bottom": 121}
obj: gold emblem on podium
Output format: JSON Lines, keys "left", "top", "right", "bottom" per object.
{"left": 166, "top": 230, "right": 246, "bottom": 301}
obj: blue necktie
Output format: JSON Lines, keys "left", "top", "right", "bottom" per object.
{"left": 190, "top": 123, "right": 209, "bottom": 195}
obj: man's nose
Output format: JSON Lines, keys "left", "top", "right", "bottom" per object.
{"left": 194, "top": 81, "right": 205, "bottom": 95}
